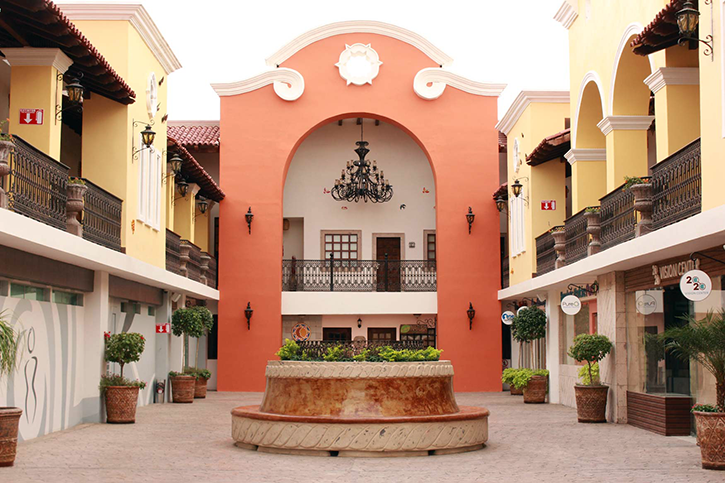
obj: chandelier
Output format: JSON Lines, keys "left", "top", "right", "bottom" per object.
{"left": 331, "top": 121, "right": 393, "bottom": 203}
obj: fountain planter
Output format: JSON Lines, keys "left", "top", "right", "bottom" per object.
{"left": 194, "top": 376, "right": 209, "bottom": 399}
{"left": 104, "top": 386, "right": 140, "bottom": 423}
{"left": 232, "top": 361, "right": 489, "bottom": 457}
{"left": 522, "top": 375, "right": 547, "bottom": 404}
{"left": 170, "top": 375, "right": 195, "bottom": 403}
{"left": 694, "top": 411, "right": 725, "bottom": 470}
{"left": 574, "top": 385, "right": 608, "bottom": 423}
{"left": 631, "top": 183, "right": 653, "bottom": 237}
{"left": 0, "top": 407, "right": 22, "bottom": 467}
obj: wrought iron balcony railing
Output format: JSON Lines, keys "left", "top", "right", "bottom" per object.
{"left": 501, "top": 255, "right": 509, "bottom": 288}
{"left": 652, "top": 138, "right": 701, "bottom": 230}
{"left": 165, "top": 229, "right": 217, "bottom": 289}
{"left": 565, "top": 208, "right": 588, "bottom": 265}
{"left": 535, "top": 230, "right": 556, "bottom": 276}
{"left": 81, "top": 179, "right": 122, "bottom": 251}
{"left": 600, "top": 179, "right": 643, "bottom": 251}
{"left": 282, "top": 256, "right": 436, "bottom": 292}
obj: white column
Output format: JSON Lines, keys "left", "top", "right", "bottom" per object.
{"left": 545, "top": 289, "right": 561, "bottom": 404}
{"left": 81, "top": 271, "right": 109, "bottom": 423}
{"left": 154, "top": 291, "right": 171, "bottom": 402}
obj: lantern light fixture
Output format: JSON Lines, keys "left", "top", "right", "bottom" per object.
{"left": 196, "top": 195, "right": 209, "bottom": 215}
{"left": 676, "top": 0, "right": 713, "bottom": 58}
{"left": 169, "top": 153, "right": 183, "bottom": 176}
{"left": 132, "top": 119, "right": 156, "bottom": 161}
{"left": 467, "top": 302, "right": 476, "bottom": 330}
{"left": 466, "top": 207, "right": 475, "bottom": 234}
{"left": 244, "top": 302, "right": 253, "bottom": 330}
{"left": 495, "top": 196, "right": 507, "bottom": 213}
{"left": 357, "top": 318, "right": 362, "bottom": 329}
{"left": 245, "top": 207, "right": 254, "bottom": 234}
{"left": 55, "top": 73, "right": 84, "bottom": 121}
{"left": 511, "top": 179, "right": 523, "bottom": 198}
{"left": 176, "top": 178, "right": 189, "bottom": 197}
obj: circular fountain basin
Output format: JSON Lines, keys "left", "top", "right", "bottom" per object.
{"left": 231, "top": 361, "right": 489, "bottom": 457}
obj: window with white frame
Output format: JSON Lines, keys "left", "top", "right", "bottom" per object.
{"left": 137, "top": 139, "right": 161, "bottom": 229}
{"left": 510, "top": 196, "right": 526, "bottom": 256}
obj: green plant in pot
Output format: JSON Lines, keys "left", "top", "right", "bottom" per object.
{"left": 101, "top": 331, "right": 146, "bottom": 424}
{"left": 185, "top": 307, "right": 214, "bottom": 399}
{"left": 568, "top": 333, "right": 612, "bottom": 423}
{"left": 662, "top": 311, "right": 725, "bottom": 470}
{"left": 170, "top": 308, "right": 204, "bottom": 403}
{"left": 0, "top": 310, "right": 23, "bottom": 466}
{"left": 512, "top": 306, "right": 548, "bottom": 403}
{"left": 501, "top": 368, "right": 524, "bottom": 396}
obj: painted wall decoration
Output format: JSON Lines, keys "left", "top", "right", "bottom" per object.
{"left": 292, "top": 323, "right": 311, "bottom": 341}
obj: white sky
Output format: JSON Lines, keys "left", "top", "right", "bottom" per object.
{"left": 57, "top": 0, "right": 570, "bottom": 121}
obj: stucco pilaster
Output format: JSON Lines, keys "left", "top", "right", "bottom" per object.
{"left": 596, "top": 271, "right": 627, "bottom": 423}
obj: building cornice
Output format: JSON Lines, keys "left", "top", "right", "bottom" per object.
{"left": 265, "top": 20, "right": 454, "bottom": 67}
{"left": 643, "top": 67, "right": 699, "bottom": 94}
{"left": 597, "top": 115, "right": 654, "bottom": 135}
{"left": 553, "top": 1, "right": 578, "bottom": 29}
{"left": 211, "top": 68, "right": 305, "bottom": 101}
{"left": 59, "top": 3, "right": 182, "bottom": 74}
{"left": 413, "top": 68, "right": 506, "bottom": 100}
{"left": 564, "top": 148, "right": 606, "bottom": 165}
{"left": 495, "top": 90, "right": 570, "bottom": 135}
{"left": 2, "top": 47, "right": 73, "bottom": 73}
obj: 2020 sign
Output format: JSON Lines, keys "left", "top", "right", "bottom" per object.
{"left": 679, "top": 269, "right": 712, "bottom": 302}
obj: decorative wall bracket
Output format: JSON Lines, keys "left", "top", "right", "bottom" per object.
{"left": 413, "top": 68, "right": 506, "bottom": 100}
{"left": 211, "top": 68, "right": 305, "bottom": 101}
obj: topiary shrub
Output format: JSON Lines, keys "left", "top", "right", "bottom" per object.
{"left": 103, "top": 332, "right": 145, "bottom": 379}
{"left": 568, "top": 334, "right": 613, "bottom": 386}
{"left": 172, "top": 308, "right": 204, "bottom": 367}
{"left": 512, "top": 307, "right": 547, "bottom": 343}
{"left": 577, "top": 362, "right": 600, "bottom": 385}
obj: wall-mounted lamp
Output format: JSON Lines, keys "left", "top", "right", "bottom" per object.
{"left": 132, "top": 119, "right": 156, "bottom": 161}
{"left": 511, "top": 179, "right": 523, "bottom": 198}
{"left": 467, "top": 302, "right": 476, "bottom": 330}
{"left": 176, "top": 178, "right": 189, "bottom": 197}
{"left": 466, "top": 207, "right": 475, "bottom": 234}
{"left": 357, "top": 317, "right": 362, "bottom": 329}
{"left": 169, "top": 153, "right": 183, "bottom": 176}
{"left": 245, "top": 207, "right": 254, "bottom": 234}
{"left": 196, "top": 195, "right": 209, "bottom": 215}
{"left": 676, "top": 1, "right": 713, "bottom": 58}
{"left": 495, "top": 196, "right": 507, "bottom": 213}
{"left": 244, "top": 302, "right": 253, "bottom": 330}
{"left": 55, "top": 74, "right": 84, "bottom": 121}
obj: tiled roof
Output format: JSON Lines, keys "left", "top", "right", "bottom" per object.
{"left": 498, "top": 131, "right": 507, "bottom": 152}
{"left": 0, "top": 0, "right": 135, "bottom": 104}
{"left": 630, "top": 0, "right": 687, "bottom": 56}
{"left": 168, "top": 136, "right": 225, "bottom": 202}
{"left": 167, "top": 122, "right": 220, "bottom": 150}
{"left": 526, "top": 129, "right": 571, "bottom": 166}
{"left": 493, "top": 183, "right": 508, "bottom": 201}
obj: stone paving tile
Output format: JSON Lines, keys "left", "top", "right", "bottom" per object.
{"left": 3, "top": 392, "right": 715, "bottom": 483}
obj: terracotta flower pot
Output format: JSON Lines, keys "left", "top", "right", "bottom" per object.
{"left": 523, "top": 376, "right": 547, "bottom": 404}
{"left": 170, "top": 375, "right": 196, "bottom": 403}
{"left": 104, "top": 386, "right": 140, "bottom": 423}
{"left": 194, "top": 377, "right": 209, "bottom": 399}
{"left": 574, "top": 385, "right": 608, "bottom": 423}
{"left": 0, "top": 139, "right": 13, "bottom": 164}
{"left": 510, "top": 385, "right": 523, "bottom": 396}
{"left": 0, "top": 407, "right": 22, "bottom": 467}
{"left": 694, "top": 411, "right": 725, "bottom": 470}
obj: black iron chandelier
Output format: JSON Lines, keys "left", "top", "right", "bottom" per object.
{"left": 331, "top": 121, "right": 393, "bottom": 203}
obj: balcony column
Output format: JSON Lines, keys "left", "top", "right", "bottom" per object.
{"left": 644, "top": 68, "right": 700, "bottom": 162}
{"left": 597, "top": 116, "right": 654, "bottom": 192}
{"left": 3, "top": 48, "right": 73, "bottom": 160}
{"left": 174, "top": 183, "right": 200, "bottom": 244}
{"left": 565, "top": 149, "right": 607, "bottom": 213}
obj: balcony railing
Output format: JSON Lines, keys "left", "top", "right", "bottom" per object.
{"left": 652, "top": 138, "right": 701, "bottom": 230}
{"left": 501, "top": 255, "right": 509, "bottom": 289}
{"left": 166, "top": 229, "right": 182, "bottom": 275}
{"left": 565, "top": 208, "right": 588, "bottom": 265}
{"left": 165, "top": 229, "right": 217, "bottom": 289}
{"left": 600, "top": 179, "right": 643, "bottom": 251}
{"left": 81, "top": 179, "right": 122, "bottom": 251}
{"left": 5, "top": 136, "right": 68, "bottom": 230}
{"left": 535, "top": 230, "right": 556, "bottom": 276}
{"left": 282, "top": 257, "right": 436, "bottom": 292}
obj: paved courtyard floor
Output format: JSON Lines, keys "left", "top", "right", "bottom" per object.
{"left": 5, "top": 391, "right": 716, "bottom": 482}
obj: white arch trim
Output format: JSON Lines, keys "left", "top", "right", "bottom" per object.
{"left": 265, "top": 20, "right": 454, "bottom": 68}
{"left": 609, "top": 22, "right": 656, "bottom": 116}
{"left": 211, "top": 68, "right": 305, "bottom": 101}
{"left": 413, "top": 68, "right": 506, "bottom": 100}
{"left": 572, "top": 71, "right": 607, "bottom": 149}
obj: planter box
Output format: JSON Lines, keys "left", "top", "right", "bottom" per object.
{"left": 626, "top": 391, "right": 691, "bottom": 436}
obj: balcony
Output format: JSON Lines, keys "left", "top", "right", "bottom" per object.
{"left": 534, "top": 138, "right": 701, "bottom": 275}
{"left": 165, "top": 229, "right": 217, "bottom": 289}
{"left": 282, "top": 258, "right": 436, "bottom": 292}
{"left": 0, "top": 136, "right": 123, "bottom": 251}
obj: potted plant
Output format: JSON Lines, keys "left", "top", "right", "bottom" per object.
{"left": 501, "top": 368, "right": 523, "bottom": 395}
{"left": 0, "top": 311, "right": 23, "bottom": 467}
{"left": 185, "top": 368, "right": 212, "bottom": 399}
{"left": 624, "top": 176, "right": 653, "bottom": 236}
{"left": 550, "top": 226, "right": 566, "bottom": 268}
{"left": 168, "top": 370, "right": 195, "bottom": 403}
{"left": 170, "top": 307, "right": 204, "bottom": 403}
{"left": 568, "top": 334, "right": 613, "bottom": 423}
{"left": 663, "top": 311, "right": 725, "bottom": 470}
{"left": 584, "top": 206, "right": 601, "bottom": 255}
{"left": 187, "top": 306, "right": 214, "bottom": 398}
{"left": 511, "top": 369, "right": 549, "bottom": 404}
{"left": 101, "top": 332, "right": 146, "bottom": 423}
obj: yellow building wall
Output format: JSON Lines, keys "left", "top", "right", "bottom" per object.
{"left": 507, "top": 102, "right": 570, "bottom": 286}
{"left": 194, "top": 208, "right": 210, "bottom": 253}
{"left": 74, "top": 20, "right": 170, "bottom": 268}
{"left": 174, "top": 185, "right": 197, "bottom": 244}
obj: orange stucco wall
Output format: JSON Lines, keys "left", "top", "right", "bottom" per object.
{"left": 218, "top": 33, "right": 502, "bottom": 392}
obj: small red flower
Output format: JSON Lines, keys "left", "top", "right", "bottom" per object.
{"left": 103, "top": 331, "right": 111, "bottom": 339}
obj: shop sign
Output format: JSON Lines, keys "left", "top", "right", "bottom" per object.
{"left": 501, "top": 311, "right": 515, "bottom": 325}
{"left": 679, "top": 269, "right": 712, "bottom": 302}
{"left": 156, "top": 323, "right": 170, "bottom": 334}
{"left": 560, "top": 295, "right": 582, "bottom": 315}
{"left": 635, "top": 293, "right": 657, "bottom": 315}
{"left": 652, "top": 258, "right": 699, "bottom": 285}
{"left": 516, "top": 306, "right": 529, "bottom": 315}
{"left": 560, "top": 282, "right": 598, "bottom": 300}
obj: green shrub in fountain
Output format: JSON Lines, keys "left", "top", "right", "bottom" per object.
{"left": 275, "top": 339, "right": 443, "bottom": 362}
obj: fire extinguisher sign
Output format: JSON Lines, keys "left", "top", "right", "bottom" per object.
{"left": 19, "top": 109, "right": 44, "bottom": 125}
{"left": 541, "top": 200, "right": 556, "bottom": 211}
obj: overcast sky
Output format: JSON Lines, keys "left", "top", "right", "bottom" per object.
{"left": 57, "top": 0, "right": 570, "bottom": 121}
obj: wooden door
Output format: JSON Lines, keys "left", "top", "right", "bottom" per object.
{"left": 322, "top": 327, "right": 352, "bottom": 342}
{"left": 368, "top": 327, "right": 396, "bottom": 343}
{"left": 376, "top": 237, "right": 401, "bottom": 291}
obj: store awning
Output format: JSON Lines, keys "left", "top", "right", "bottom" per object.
{"left": 526, "top": 129, "right": 570, "bottom": 166}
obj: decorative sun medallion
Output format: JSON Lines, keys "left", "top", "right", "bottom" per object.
{"left": 335, "top": 43, "right": 383, "bottom": 86}
{"left": 292, "top": 323, "right": 311, "bottom": 342}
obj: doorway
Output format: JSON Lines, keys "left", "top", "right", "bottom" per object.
{"left": 323, "top": 327, "right": 352, "bottom": 342}
{"left": 368, "top": 327, "right": 396, "bottom": 342}
{"left": 663, "top": 285, "right": 691, "bottom": 395}
{"left": 376, "top": 237, "right": 401, "bottom": 292}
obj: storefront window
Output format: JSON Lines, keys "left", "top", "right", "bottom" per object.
{"left": 559, "top": 300, "right": 595, "bottom": 364}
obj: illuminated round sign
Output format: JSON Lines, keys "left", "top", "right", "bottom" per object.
{"left": 680, "top": 269, "right": 712, "bottom": 302}
{"left": 516, "top": 306, "right": 529, "bottom": 315}
{"left": 501, "top": 311, "right": 515, "bottom": 326}
{"left": 560, "top": 295, "right": 582, "bottom": 315}
{"left": 636, "top": 293, "right": 657, "bottom": 315}
{"left": 292, "top": 323, "right": 311, "bottom": 341}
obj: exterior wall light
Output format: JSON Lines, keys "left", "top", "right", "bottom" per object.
{"left": 245, "top": 207, "right": 254, "bottom": 234}
{"left": 244, "top": 302, "right": 253, "bottom": 330}
{"left": 55, "top": 74, "right": 84, "bottom": 121}
{"left": 140, "top": 125, "right": 156, "bottom": 147}
{"left": 132, "top": 119, "right": 156, "bottom": 161}
{"left": 676, "top": 0, "right": 713, "bottom": 57}
{"left": 357, "top": 317, "right": 362, "bottom": 328}
{"left": 196, "top": 195, "right": 209, "bottom": 214}
{"left": 466, "top": 207, "right": 475, "bottom": 234}
{"left": 169, "top": 153, "right": 183, "bottom": 176}
{"left": 176, "top": 178, "right": 189, "bottom": 197}
{"left": 511, "top": 179, "right": 523, "bottom": 198}
{"left": 467, "top": 302, "right": 476, "bottom": 330}
{"left": 495, "top": 196, "right": 507, "bottom": 213}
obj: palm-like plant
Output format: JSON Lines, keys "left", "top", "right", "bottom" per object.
{"left": 662, "top": 310, "right": 725, "bottom": 411}
{"left": 0, "top": 311, "right": 21, "bottom": 377}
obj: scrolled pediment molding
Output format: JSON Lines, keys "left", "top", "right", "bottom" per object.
{"left": 413, "top": 68, "right": 506, "bottom": 100}
{"left": 553, "top": 1, "right": 578, "bottom": 29}
{"left": 211, "top": 68, "right": 305, "bottom": 101}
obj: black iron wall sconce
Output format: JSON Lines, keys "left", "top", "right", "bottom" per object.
{"left": 55, "top": 74, "right": 84, "bottom": 121}
{"left": 176, "top": 177, "right": 189, "bottom": 197}
{"left": 357, "top": 318, "right": 362, "bottom": 328}
{"left": 467, "top": 302, "right": 476, "bottom": 330}
{"left": 132, "top": 119, "right": 156, "bottom": 161}
{"left": 495, "top": 196, "right": 507, "bottom": 213}
{"left": 676, "top": 0, "right": 714, "bottom": 58}
{"left": 466, "top": 207, "right": 475, "bottom": 234}
{"left": 196, "top": 195, "right": 209, "bottom": 215}
{"left": 245, "top": 207, "right": 254, "bottom": 234}
{"left": 244, "top": 302, "right": 253, "bottom": 330}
